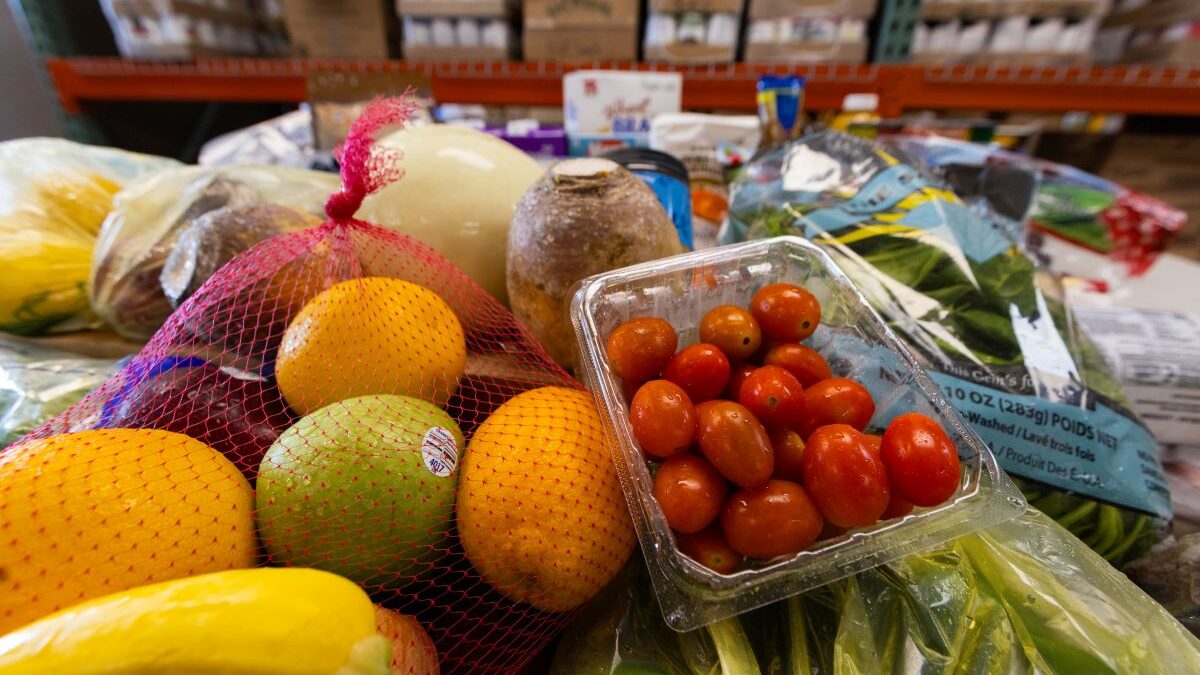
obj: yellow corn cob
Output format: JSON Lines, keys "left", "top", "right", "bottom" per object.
{"left": 0, "top": 568, "right": 392, "bottom": 675}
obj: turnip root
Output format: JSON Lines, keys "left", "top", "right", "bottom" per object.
{"left": 507, "top": 158, "right": 684, "bottom": 368}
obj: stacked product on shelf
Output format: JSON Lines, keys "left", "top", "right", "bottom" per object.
{"left": 1095, "top": 0, "right": 1200, "bottom": 63}
{"left": 643, "top": 0, "right": 745, "bottom": 62}
{"left": 398, "top": 0, "right": 517, "bottom": 61}
{"left": 743, "top": 0, "right": 874, "bottom": 63}
{"left": 101, "top": 0, "right": 288, "bottom": 59}
{"left": 562, "top": 70, "right": 683, "bottom": 156}
{"left": 279, "top": 0, "right": 392, "bottom": 58}
{"left": 523, "top": 0, "right": 639, "bottom": 60}
{"left": 912, "top": 0, "right": 1105, "bottom": 65}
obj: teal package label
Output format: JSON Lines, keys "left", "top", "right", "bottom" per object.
{"left": 929, "top": 372, "right": 1171, "bottom": 519}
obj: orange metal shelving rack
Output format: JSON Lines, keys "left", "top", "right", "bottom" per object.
{"left": 46, "top": 58, "right": 1200, "bottom": 117}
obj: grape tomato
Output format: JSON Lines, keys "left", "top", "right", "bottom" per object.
{"left": 676, "top": 525, "right": 741, "bottom": 574}
{"left": 801, "top": 378, "right": 875, "bottom": 436}
{"left": 653, "top": 454, "right": 728, "bottom": 534}
{"left": 663, "top": 343, "right": 731, "bottom": 403}
{"left": 699, "top": 305, "right": 762, "bottom": 361}
{"left": 606, "top": 317, "right": 677, "bottom": 382}
{"left": 764, "top": 343, "right": 832, "bottom": 388}
{"left": 695, "top": 400, "right": 773, "bottom": 489}
{"left": 630, "top": 380, "right": 697, "bottom": 459}
{"left": 738, "top": 365, "right": 805, "bottom": 430}
{"left": 770, "top": 428, "right": 806, "bottom": 483}
{"left": 750, "top": 283, "right": 821, "bottom": 342}
{"left": 880, "top": 413, "right": 961, "bottom": 507}
{"left": 721, "top": 480, "right": 823, "bottom": 559}
{"left": 801, "top": 424, "right": 889, "bottom": 528}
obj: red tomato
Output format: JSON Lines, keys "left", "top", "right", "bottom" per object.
{"left": 880, "top": 413, "right": 961, "bottom": 507}
{"left": 738, "top": 365, "right": 805, "bottom": 430}
{"left": 606, "top": 317, "right": 677, "bottom": 382}
{"left": 800, "top": 378, "right": 875, "bottom": 436}
{"left": 677, "top": 524, "right": 741, "bottom": 574}
{"left": 653, "top": 454, "right": 728, "bottom": 533}
{"left": 750, "top": 283, "right": 822, "bottom": 342}
{"left": 725, "top": 362, "right": 757, "bottom": 400}
{"left": 699, "top": 306, "right": 762, "bottom": 362}
{"left": 630, "top": 380, "right": 697, "bottom": 459}
{"left": 721, "top": 480, "right": 823, "bottom": 558}
{"left": 770, "top": 428, "right": 806, "bottom": 483}
{"left": 883, "top": 492, "right": 915, "bottom": 519}
{"left": 695, "top": 400, "right": 773, "bottom": 488}
{"left": 801, "top": 424, "right": 890, "bottom": 528}
{"left": 862, "top": 434, "right": 882, "bottom": 453}
{"left": 663, "top": 343, "right": 730, "bottom": 403}
{"left": 764, "top": 343, "right": 832, "bottom": 388}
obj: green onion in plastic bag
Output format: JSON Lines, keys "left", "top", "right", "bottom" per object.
{"left": 721, "top": 133, "right": 1167, "bottom": 564}
{"left": 554, "top": 509, "right": 1200, "bottom": 674}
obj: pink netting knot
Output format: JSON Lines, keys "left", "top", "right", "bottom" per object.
{"left": 324, "top": 190, "right": 361, "bottom": 221}
{"left": 325, "top": 92, "right": 420, "bottom": 223}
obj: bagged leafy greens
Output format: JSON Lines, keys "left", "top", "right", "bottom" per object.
{"left": 886, "top": 134, "right": 1185, "bottom": 286}
{"left": 721, "top": 133, "right": 1167, "bottom": 563}
{"left": 552, "top": 508, "right": 1200, "bottom": 674}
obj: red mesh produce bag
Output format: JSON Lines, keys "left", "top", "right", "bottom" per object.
{"left": 0, "top": 97, "right": 636, "bottom": 673}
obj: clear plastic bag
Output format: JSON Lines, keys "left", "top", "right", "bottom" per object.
{"left": 89, "top": 165, "right": 338, "bottom": 339}
{"left": 553, "top": 508, "right": 1200, "bottom": 674}
{"left": 0, "top": 138, "right": 177, "bottom": 336}
{"left": 722, "top": 133, "right": 1167, "bottom": 564}
{"left": 0, "top": 337, "right": 123, "bottom": 449}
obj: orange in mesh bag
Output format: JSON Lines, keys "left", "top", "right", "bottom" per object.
{"left": 0, "top": 97, "right": 636, "bottom": 673}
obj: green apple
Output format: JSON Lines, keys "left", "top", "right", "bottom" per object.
{"left": 256, "top": 394, "right": 464, "bottom": 588}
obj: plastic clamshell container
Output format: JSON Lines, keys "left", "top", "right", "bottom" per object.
{"left": 571, "top": 236, "right": 1026, "bottom": 632}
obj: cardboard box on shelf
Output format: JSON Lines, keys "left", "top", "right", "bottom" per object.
{"left": 281, "top": 0, "right": 391, "bottom": 58}
{"left": 524, "top": 0, "right": 639, "bottom": 60}
{"left": 743, "top": 38, "right": 868, "bottom": 62}
{"left": 748, "top": 0, "right": 877, "bottom": 19}
{"left": 397, "top": 0, "right": 512, "bottom": 16}
{"left": 644, "top": 0, "right": 746, "bottom": 63}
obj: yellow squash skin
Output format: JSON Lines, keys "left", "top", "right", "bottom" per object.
{"left": 0, "top": 568, "right": 392, "bottom": 675}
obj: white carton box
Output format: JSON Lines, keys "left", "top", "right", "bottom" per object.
{"left": 563, "top": 70, "right": 683, "bottom": 156}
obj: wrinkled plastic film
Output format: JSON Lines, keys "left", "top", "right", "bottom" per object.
{"left": 722, "top": 133, "right": 1168, "bottom": 563}
{"left": 0, "top": 138, "right": 177, "bottom": 336}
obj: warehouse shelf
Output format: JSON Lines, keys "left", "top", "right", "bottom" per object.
{"left": 46, "top": 57, "right": 1200, "bottom": 117}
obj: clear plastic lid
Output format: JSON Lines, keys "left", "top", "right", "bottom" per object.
{"left": 572, "top": 236, "right": 1026, "bottom": 631}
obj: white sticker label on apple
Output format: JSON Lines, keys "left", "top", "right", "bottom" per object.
{"left": 422, "top": 426, "right": 458, "bottom": 477}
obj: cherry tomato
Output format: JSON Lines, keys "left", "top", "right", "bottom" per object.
{"left": 653, "top": 454, "right": 728, "bottom": 533}
{"left": 721, "top": 480, "right": 823, "bottom": 558}
{"left": 738, "top": 365, "right": 805, "bottom": 430}
{"left": 699, "top": 305, "right": 762, "bottom": 361}
{"left": 880, "top": 413, "right": 961, "bottom": 507}
{"left": 695, "top": 400, "right": 773, "bottom": 488}
{"left": 750, "top": 283, "right": 822, "bottom": 342}
{"left": 801, "top": 424, "right": 889, "bottom": 528}
{"left": 770, "top": 428, "right": 806, "bottom": 483}
{"left": 764, "top": 343, "right": 832, "bottom": 388}
{"left": 677, "top": 524, "right": 741, "bottom": 574}
{"left": 606, "top": 317, "right": 677, "bottom": 382}
{"left": 725, "top": 362, "right": 757, "bottom": 400}
{"left": 663, "top": 343, "right": 730, "bottom": 403}
{"left": 630, "top": 380, "right": 697, "bottom": 459}
{"left": 883, "top": 492, "right": 914, "bottom": 519}
{"left": 800, "top": 378, "right": 875, "bottom": 437}
{"left": 818, "top": 520, "right": 847, "bottom": 542}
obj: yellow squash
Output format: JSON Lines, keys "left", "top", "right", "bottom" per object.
{"left": 0, "top": 568, "right": 392, "bottom": 675}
